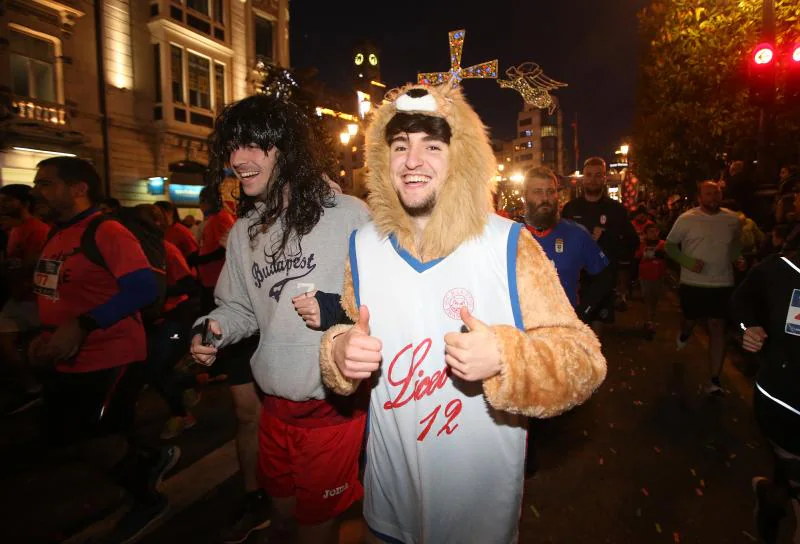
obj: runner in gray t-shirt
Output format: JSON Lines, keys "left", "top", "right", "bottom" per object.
{"left": 665, "top": 181, "right": 745, "bottom": 395}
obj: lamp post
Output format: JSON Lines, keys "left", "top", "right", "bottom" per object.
{"left": 756, "top": 0, "right": 776, "bottom": 187}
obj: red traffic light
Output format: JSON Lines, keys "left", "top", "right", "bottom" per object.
{"left": 792, "top": 44, "right": 800, "bottom": 63}
{"left": 753, "top": 43, "right": 774, "bottom": 65}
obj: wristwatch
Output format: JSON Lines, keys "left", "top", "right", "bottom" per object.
{"left": 77, "top": 313, "right": 100, "bottom": 333}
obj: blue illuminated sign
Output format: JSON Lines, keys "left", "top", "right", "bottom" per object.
{"left": 168, "top": 184, "right": 203, "bottom": 205}
{"left": 147, "top": 177, "right": 165, "bottom": 195}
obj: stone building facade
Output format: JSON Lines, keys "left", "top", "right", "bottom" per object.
{"left": 1, "top": 0, "right": 289, "bottom": 212}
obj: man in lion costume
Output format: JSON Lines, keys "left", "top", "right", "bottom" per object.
{"left": 319, "top": 82, "right": 607, "bottom": 543}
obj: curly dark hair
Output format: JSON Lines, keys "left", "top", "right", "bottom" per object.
{"left": 207, "top": 94, "right": 335, "bottom": 260}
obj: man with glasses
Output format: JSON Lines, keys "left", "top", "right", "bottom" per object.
{"left": 562, "top": 157, "right": 639, "bottom": 333}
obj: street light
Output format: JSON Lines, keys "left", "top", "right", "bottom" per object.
{"left": 347, "top": 123, "right": 358, "bottom": 137}
{"left": 620, "top": 144, "right": 630, "bottom": 156}
{"left": 510, "top": 172, "right": 524, "bottom": 184}
{"left": 339, "top": 132, "right": 351, "bottom": 145}
{"left": 497, "top": 163, "right": 505, "bottom": 172}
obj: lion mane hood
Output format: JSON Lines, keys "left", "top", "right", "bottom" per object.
{"left": 364, "top": 83, "right": 495, "bottom": 262}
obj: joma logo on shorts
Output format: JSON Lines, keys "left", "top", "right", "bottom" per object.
{"left": 322, "top": 483, "right": 349, "bottom": 499}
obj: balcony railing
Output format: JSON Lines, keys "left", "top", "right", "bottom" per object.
{"left": 11, "top": 96, "right": 67, "bottom": 126}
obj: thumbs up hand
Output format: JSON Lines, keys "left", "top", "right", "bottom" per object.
{"left": 332, "top": 305, "right": 383, "bottom": 380}
{"left": 444, "top": 306, "right": 501, "bottom": 382}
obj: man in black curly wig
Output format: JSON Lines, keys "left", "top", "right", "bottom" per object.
{"left": 191, "top": 93, "right": 370, "bottom": 543}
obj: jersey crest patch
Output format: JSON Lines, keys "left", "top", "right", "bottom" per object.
{"left": 443, "top": 288, "right": 475, "bottom": 320}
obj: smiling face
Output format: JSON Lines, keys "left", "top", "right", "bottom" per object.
{"left": 229, "top": 144, "right": 280, "bottom": 199}
{"left": 389, "top": 131, "right": 450, "bottom": 218}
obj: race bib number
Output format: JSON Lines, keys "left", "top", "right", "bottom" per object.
{"left": 33, "top": 258, "right": 63, "bottom": 301}
{"left": 786, "top": 289, "right": 800, "bottom": 337}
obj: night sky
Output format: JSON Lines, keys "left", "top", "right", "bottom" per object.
{"left": 289, "top": 0, "right": 651, "bottom": 168}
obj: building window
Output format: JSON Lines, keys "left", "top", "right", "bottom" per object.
{"left": 542, "top": 111, "right": 558, "bottom": 125}
{"left": 169, "top": 0, "right": 225, "bottom": 42}
{"left": 255, "top": 15, "right": 274, "bottom": 61}
{"left": 153, "top": 44, "right": 162, "bottom": 103}
{"left": 187, "top": 0, "right": 209, "bottom": 16}
{"left": 188, "top": 52, "right": 211, "bottom": 110}
{"left": 9, "top": 29, "right": 56, "bottom": 102}
{"left": 214, "top": 62, "right": 225, "bottom": 113}
{"left": 171, "top": 45, "right": 184, "bottom": 103}
{"left": 170, "top": 46, "right": 227, "bottom": 125}
{"left": 542, "top": 126, "right": 557, "bottom": 137}
{"left": 519, "top": 117, "right": 532, "bottom": 127}
{"left": 524, "top": 141, "right": 533, "bottom": 148}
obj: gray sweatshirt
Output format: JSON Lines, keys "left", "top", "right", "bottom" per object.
{"left": 200, "top": 194, "right": 370, "bottom": 400}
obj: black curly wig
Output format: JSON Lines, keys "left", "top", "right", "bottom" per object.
{"left": 207, "top": 93, "right": 335, "bottom": 260}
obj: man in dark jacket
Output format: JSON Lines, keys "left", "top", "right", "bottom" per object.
{"left": 562, "top": 157, "right": 640, "bottom": 333}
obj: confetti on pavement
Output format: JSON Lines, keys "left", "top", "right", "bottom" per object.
{"left": 695, "top": 488, "right": 704, "bottom": 497}
{"left": 742, "top": 530, "right": 757, "bottom": 542}
{"left": 530, "top": 505, "right": 540, "bottom": 518}
{"left": 655, "top": 523, "right": 662, "bottom": 533}
{"left": 700, "top": 479, "right": 705, "bottom": 488}
{"left": 690, "top": 468, "right": 696, "bottom": 476}
{"left": 641, "top": 487, "right": 649, "bottom": 497}
{"left": 636, "top": 507, "right": 642, "bottom": 517}
{"left": 633, "top": 400, "right": 644, "bottom": 406}
{"left": 599, "top": 457, "right": 604, "bottom": 465}
{"left": 673, "top": 532, "right": 681, "bottom": 543}
{"left": 653, "top": 446, "right": 661, "bottom": 453}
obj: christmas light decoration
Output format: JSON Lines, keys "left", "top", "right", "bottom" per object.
{"left": 417, "top": 29, "right": 498, "bottom": 86}
{"left": 497, "top": 62, "right": 567, "bottom": 114}
{"left": 252, "top": 60, "right": 299, "bottom": 101}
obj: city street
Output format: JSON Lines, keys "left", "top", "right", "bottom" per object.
{"left": 1, "top": 287, "right": 782, "bottom": 543}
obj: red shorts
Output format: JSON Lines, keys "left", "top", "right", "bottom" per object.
{"left": 257, "top": 401, "right": 365, "bottom": 525}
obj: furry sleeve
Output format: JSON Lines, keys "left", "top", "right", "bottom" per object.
{"left": 319, "top": 258, "right": 361, "bottom": 395}
{"left": 483, "top": 229, "right": 607, "bottom": 418}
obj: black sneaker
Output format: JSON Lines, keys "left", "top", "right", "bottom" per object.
{"left": 220, "top": 491, "right": 273, "bottom": 544}
{"left": 97, "top": 493, "right": 169, "bottom": 544}
{"left": 752, "top": 476, "right": 786, "bottom": 544}
{"left": 149, "top": 445, "right": 181, "bottom": 493}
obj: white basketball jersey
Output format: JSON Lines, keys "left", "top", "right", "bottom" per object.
{"left": 351, "top": 214, "right": 527, "bottom": 544}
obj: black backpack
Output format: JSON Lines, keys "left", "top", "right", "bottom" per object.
{"left": 81, "top": 208, "right": 167, "bottom": 324}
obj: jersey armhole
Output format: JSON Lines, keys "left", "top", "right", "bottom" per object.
{"left": 506, "top": 223, "right": 524, "bottom": 330}
{"left": 349, "top": 229, "right": 360, "bottom": 308}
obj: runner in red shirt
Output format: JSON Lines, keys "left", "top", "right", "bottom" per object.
{"left": 135, "top": 204, "right": 202, "bottom": 440}
{"left": 29, "top": 157, "right": 179, "bottom": 542}
{"left": 196, "top": 187, "right": 235, "bottom": 311}
{"left": 0, "top": 184, "right": 51, "bottom": 413}
{"left": 635, "top": 223, "right": 668, "bottom": 338}
{"left": 155, "top": 200, "right": 198, "bottom": 262}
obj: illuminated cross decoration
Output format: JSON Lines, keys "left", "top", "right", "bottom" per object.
{"left": 417, "top": 29, "right": 498, "bottom": 86}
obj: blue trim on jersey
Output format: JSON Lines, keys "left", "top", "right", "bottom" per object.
{"left": 349, "top": 230, "right": 361, "bottom": 308}
{"left": 368, "top": 525, "right": 406, "bottom": 544}
{"left": 507, "top": 222, "right": 524, "bottom": 330}
{"left": 389, "top": 234, "right": 444, "bottom": 272}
